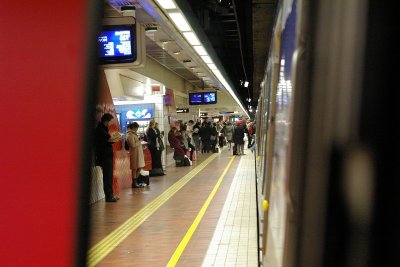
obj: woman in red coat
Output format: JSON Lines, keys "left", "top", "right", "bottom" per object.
{"left": 168, "top": 127, "right": 185, "bottom": 159}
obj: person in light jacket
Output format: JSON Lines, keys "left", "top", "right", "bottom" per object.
{"left": 224, "top": 121, "right": 234, "bottom": 150}
{"left": 126, "top": 122, "right": 145, "bottom": 188}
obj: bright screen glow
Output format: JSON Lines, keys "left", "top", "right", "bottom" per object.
{"left": 203, "top": 92, "right": 217, "bottom": 104}
{"left": 126, "top": 108, "right": 153, "bottom": 120}
{"left": 98, "top": 25, "right": 136, "bottom": 64}
{"left": 189, "top": 93, "right": 202, "bottom": 105}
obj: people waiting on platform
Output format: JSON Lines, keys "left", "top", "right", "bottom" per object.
{"left": 179, "top": 126, "right": 196, "bottom": 160}
{"left": 126, "top": 122, "right": 146, "bottom": 188}
{"left": 168, "top": 127, "right": 187, "bottom": 166}
{"left": 192, "top": 121, "right": 201, "bottom": 152}
{"left": 210, "top": 123, "right": 218, "bottom": 152}
{"left": 146, "top": 120, "right": 165, "bottom": 176}
{"left": 200, "top": 122, "right": 213, "bottom": 153}
{"left": 224, "top": 121, "right": 234, "bottom": 150}
{"left": 94, "top": 113, "right": 120, "bottom": 202}
{"left": 233, "top": 121, "right": 246, "bottom": 155}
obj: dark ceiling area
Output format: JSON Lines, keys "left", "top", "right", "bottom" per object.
{"left": 181, "top": 0, "right": 277, "bottom": 111}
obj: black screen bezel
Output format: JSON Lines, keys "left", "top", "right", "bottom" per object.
{"left": 98, "top": 24, "right": 137, "bottom": 64}
{"left": 188, "top": 92, "right": 203, "bottom": 105}
{"left": 202, "top": 92, "right": 217, "bottom": 105}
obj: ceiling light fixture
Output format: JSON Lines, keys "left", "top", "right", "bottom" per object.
{"left": 207, "top": 63, "right": 217, "bottom": 70}
{"left": 121, "top": 5, "right": 136, "bottom": 13}
{"left": 182, "top": 32, "right": 201, "bottom": 45}
{"left": 168, "top": 12, "right": 191, "bottom": 32}
{"left": 161, "top": 6, "right": 248, "bottom": 116}
{"left": 155, "top": 0, "right": 176, "bottom": 10}
{"left": 193, "top": 45, "right": 207, "bottom": 56}
{"left": 200, "top": 55, "right": 213, "bottom": 64}
{"left": 145, "top": 26, "right": 158, "bottom": 32}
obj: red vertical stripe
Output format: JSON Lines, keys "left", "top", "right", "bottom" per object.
{"left": 0, "top": 1, "right": 88, "bottom": 266}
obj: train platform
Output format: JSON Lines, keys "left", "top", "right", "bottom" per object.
{"left": 88, "top": 146, "right": 258, "bottom": 266}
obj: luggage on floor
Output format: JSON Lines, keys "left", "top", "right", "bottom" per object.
{"left": 175, "top": 156, "right": 185, "bottom": 167}
{"left": 137, "top": 174, "right": 149, "bottom": 185}
{"left": 137, "top": 169, "right": 150, "bottom": 185}
{"left": 183, "top": 155, "right": 192, "bottom": 166}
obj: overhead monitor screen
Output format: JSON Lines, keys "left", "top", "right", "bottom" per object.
{"left": 98, "top": 25, "right": 136, "bottom": 64}
{"left": 189, "top": 93, "right": 203, "bottom": 105}
{"left": 203, "top": 92, "right": 217, "bottom": 104}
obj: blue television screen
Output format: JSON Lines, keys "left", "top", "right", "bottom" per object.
{"left": 189, "top": 93, "right": 203, "bottom": 105}
{"left": 203, "top": 92, "right": 217, "bottom": 104}
{"left": 98, "top": 25, "right": 136, "bottom": 64}
{"left": 125, "top": 108, "right": 154, "bottom": 121}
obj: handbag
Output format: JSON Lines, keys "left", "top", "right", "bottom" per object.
{"left": 158, "top": 137, "right": 165, "bottom": 151}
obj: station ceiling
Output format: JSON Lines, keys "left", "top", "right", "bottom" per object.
{"left": 183, "top": 0, "right": 277, "bottom": 108}
{"left": 106, "top": 0, "right": 278, "bottom": 114}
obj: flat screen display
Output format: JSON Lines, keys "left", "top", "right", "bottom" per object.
{"left": 98, "top": 24, "right": 136, "bottom": 64}
{"left": 126, "top": 108, "right": 154, "bottom": 120}
{"left": 203, "top": 92, "right": 217, "bottom": 104}
{"left": 189, "top": 93, "right": 203, "bottom": 105}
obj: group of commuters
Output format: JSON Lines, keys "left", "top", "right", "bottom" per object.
{"left": 94, "top": 113, "right": 255, "bottom": 202}
{"left": 167, "top": 119, "right": 256, "bottom": 162}
{"left": 93, "top": 113, "right": 165, "bottom": 202}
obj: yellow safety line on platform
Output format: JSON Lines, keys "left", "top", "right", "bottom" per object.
{"left": 167, "top": 155, "right": 236, "bottom": 267}
{"left": 87, "top": 153, "right": 219, "bottom": 267}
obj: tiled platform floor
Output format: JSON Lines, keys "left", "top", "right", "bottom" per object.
{"left": 201, "top": 150, "right": 258, "bottom": 267}
{"left": 89, "top": 146, "right": 258, "bottom": 266}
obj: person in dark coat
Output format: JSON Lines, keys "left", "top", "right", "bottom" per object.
{"left": 210, "top": 122, "right": 218, "bottom": 152}
{"left": 202, "top": 122, "right": 213, "bottom": 153}
{"left": 146, "top": 120, "right": 165, "bottom": 176}
{"left": 192, "top": 121, "right": 201, "bottom": 152}
{"left": 198, "top": 122, "right": 207, "bottom": 153}
{"left": 233, "top": 121, "right": 246, "bottom": 155}
{"left": 94, "top": 113, "right": 120, "bottom": 202}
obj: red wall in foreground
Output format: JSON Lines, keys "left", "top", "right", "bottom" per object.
{"left": 0, "top": 1, "right": 90, "bottom": 266}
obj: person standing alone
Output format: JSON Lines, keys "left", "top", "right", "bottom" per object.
{"left": 126, "top": 122, "right": 146, "bottom": 188}
{"left": 146, "top": 120, "right": 165, "bottom": 176}
{"left": 94, "top": 113, "right": 120, "bottom": 202}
